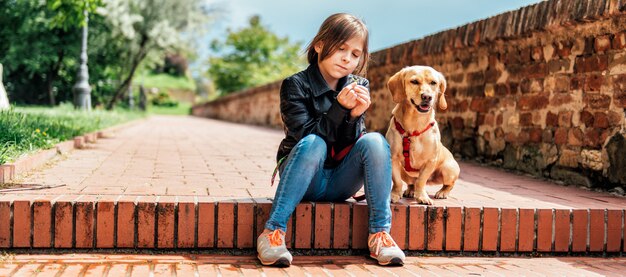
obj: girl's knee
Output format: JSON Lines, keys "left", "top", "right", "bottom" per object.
{"left": 299, "top": 134, "right": 327, "bottom": 149}
{"left": 355, "top": 133, "right": 390, "bottom": 160}
{"left": 295, "top": 134, "right": 327, "bottom": 160}
{"left": 357, "top": 133, "right": 389, "bottom": 149}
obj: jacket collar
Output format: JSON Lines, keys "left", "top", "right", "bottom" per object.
{"left": 306, "top": 63, "right": 349, "bottom": 97}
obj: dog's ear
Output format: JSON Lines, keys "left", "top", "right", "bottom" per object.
{"left": 437, "top": 71, "right": 448, "bottom": 110}
{"left": 387, "top": 69, "right": 405, "bottom": 103}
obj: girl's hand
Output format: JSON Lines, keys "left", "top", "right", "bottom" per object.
{"left": 337, "top": 82, "right": 359, "bottom": 109}
{"left": 350, "top": 85, "right": 370, "bottom": 119}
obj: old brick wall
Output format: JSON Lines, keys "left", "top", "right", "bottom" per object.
{"left": 193, "top": 0, "right": 626, "bottom": 189}
{"left": 192, "top": 82, "right": 283, "bottom": 127}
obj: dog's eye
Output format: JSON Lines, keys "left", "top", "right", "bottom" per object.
{"left": 430, "top": 81, "right": 437, "bottom": 85}
{"left": 410, "top": 80, "right": 419, "bottom": 85}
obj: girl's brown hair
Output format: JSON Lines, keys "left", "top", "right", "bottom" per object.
{"left": 306, "top": 13, "right": 369, "bottom": 76}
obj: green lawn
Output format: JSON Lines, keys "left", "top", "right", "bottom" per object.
{"left": 140, "top": 73, "right": 196, "bottom": 91}
{"left": 147, "top": 102, "right": 192, "bottom": 115}
{"left": 138, "top": 73, "right": 196, "bottom": 116}
{"left": 0, "top": 104, "right": 144, "bottom": 164}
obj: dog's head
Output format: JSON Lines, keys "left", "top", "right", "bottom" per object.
{"left": 387, "top": 66, "right": 447, "bottom": 113}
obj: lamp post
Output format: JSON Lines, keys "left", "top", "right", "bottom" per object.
{"left": 73, "top": 9, "right": 91, "bottom": 111}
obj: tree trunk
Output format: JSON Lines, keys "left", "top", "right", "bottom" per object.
{"left": 106, "top": 37, "right": 149, "bottom": 110}
{"left": 106, "top": 58, "right": 141, "bottom": 110}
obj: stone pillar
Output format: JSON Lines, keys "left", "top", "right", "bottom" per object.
{"left": 0, "top": 63, "right": 9, "bottom": 110}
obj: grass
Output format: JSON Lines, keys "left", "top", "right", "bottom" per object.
{"left": 140, "top": 73, "right": 196, "bottom": 91}
{"left": 137, "top": 72, "right": 196, "bottom": 116}
{"left": 0, "top": 103, "right": 144, "bottom": 164}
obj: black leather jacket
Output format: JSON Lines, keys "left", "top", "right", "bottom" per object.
{"left": 277, "top": 63, "right": 368, "bottom": 168}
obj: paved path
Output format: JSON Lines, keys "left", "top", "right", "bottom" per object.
{"left": 9, "top": 116, "right": 279, "bottom": 199}
{"left": 4, "top": 115, "right": 626, "bottom": 209}
{"left": 1, "top": 254, "right": 625, "bottom": 276}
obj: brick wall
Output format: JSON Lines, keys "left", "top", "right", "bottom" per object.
{"left": 192, "top": 82, "right": 283, "bottom": 127}
{"left": 192, "top": 0, "right": 626, "bottom": 190}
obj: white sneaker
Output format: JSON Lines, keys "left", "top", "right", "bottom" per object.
{"left": 368, "top": 231, "right": 405, "bottom": 266}
{"left": 257, "top": 229, "right": 292, "bottom": 267}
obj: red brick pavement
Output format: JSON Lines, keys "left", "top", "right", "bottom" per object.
{"left": 1, "top": 116, "right": 625, "bottom": 254}
{"left": 6, "top": 116, "right": 279, "bottom": 199}
{"left": 0, "top": 254, "right": 625, "bottom": 276}
{"left": 3, "top": 115, "right": 625, "bottom": 210}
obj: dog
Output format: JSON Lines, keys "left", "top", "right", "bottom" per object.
{"left": 385, "top": 66, "right": 460, "bottom": 205}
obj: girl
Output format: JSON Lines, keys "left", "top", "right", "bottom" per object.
{"left": 257, "top": 13, "right": 405, "bottom": 267}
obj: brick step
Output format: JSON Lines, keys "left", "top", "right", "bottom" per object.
{"left": 0, "top": 196, "right": 623, "bottom": 254}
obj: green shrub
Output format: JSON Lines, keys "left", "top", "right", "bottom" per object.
{"left": 151, "top": 91, "right": 179, "bottom": 107}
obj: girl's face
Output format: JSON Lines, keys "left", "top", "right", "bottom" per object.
{"left": 315, "top": 35, "right": 365, "bottom": 88}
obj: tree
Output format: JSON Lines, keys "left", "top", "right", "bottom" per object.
{"left": 0, "top": 0, "right": 217, "bottom": 108}
{"left": 0, "top": 0, "right": 82, "bottom": 106}
{"left": 0, "top": 0, "right": 103, "bottom": 106}
{"left": 47, "top": 0, "right": 102, "bottom": 30}
{"left": 98, "top": 0, "right": 217, "bottom": 110}
{"left": 207, "top": 15, "right": 306, "bottom": 95}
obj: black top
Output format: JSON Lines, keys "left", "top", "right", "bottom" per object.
{"left": 276, "top": 63, "right": 368, "bottom": 168}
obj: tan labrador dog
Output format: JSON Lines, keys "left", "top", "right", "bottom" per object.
{"left": 385, "top": 66, "right": 460, "bottom": 205}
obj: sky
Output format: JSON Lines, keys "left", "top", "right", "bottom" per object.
{"left": 195, "top": 0, "right": 544, "bottom": 74}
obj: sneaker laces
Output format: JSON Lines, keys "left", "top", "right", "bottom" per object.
{"left": 368, "top": 231, "right": 396, "bottom": 256}
{"left": 267, "top": 229, "right": 285, "bottom": 247}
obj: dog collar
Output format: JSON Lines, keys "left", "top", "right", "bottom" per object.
{"left": 393, "top": 117, "right": 436, "bottom": 172}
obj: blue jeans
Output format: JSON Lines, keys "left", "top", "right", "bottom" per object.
{"left": 265, "top": 133, "right": 392, "bottom": 234}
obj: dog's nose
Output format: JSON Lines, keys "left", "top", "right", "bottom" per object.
{"left": 421, "top": 94, "right": 432, "bottom": 102}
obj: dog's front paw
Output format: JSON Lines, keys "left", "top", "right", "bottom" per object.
{"left": 416, "top": 193, "right": 433, "bottom": 205}
{"left": 390, "top": 192, "right": 402, "bottom": 203}
{"left": 434, "top": 189, "right": 450, "bottom": 199}
{"left": 402, "top": 188, "right": 415, "bottom": 199}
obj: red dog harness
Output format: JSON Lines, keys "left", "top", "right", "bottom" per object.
{"left": 393, "top": 117, "right": 436, "bottom": 172}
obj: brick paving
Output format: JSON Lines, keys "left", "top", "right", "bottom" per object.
{"left": 8, "top": 116, "right": 280, "bottom": 199}
{"left": 0, "top": 254, "right": 625, "bottom": 276}
{"left": 0, "top": 116, "right": 625, "bottom": 254}
{"left": 4, "top": 115, "right": 626, "bottom": 210}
